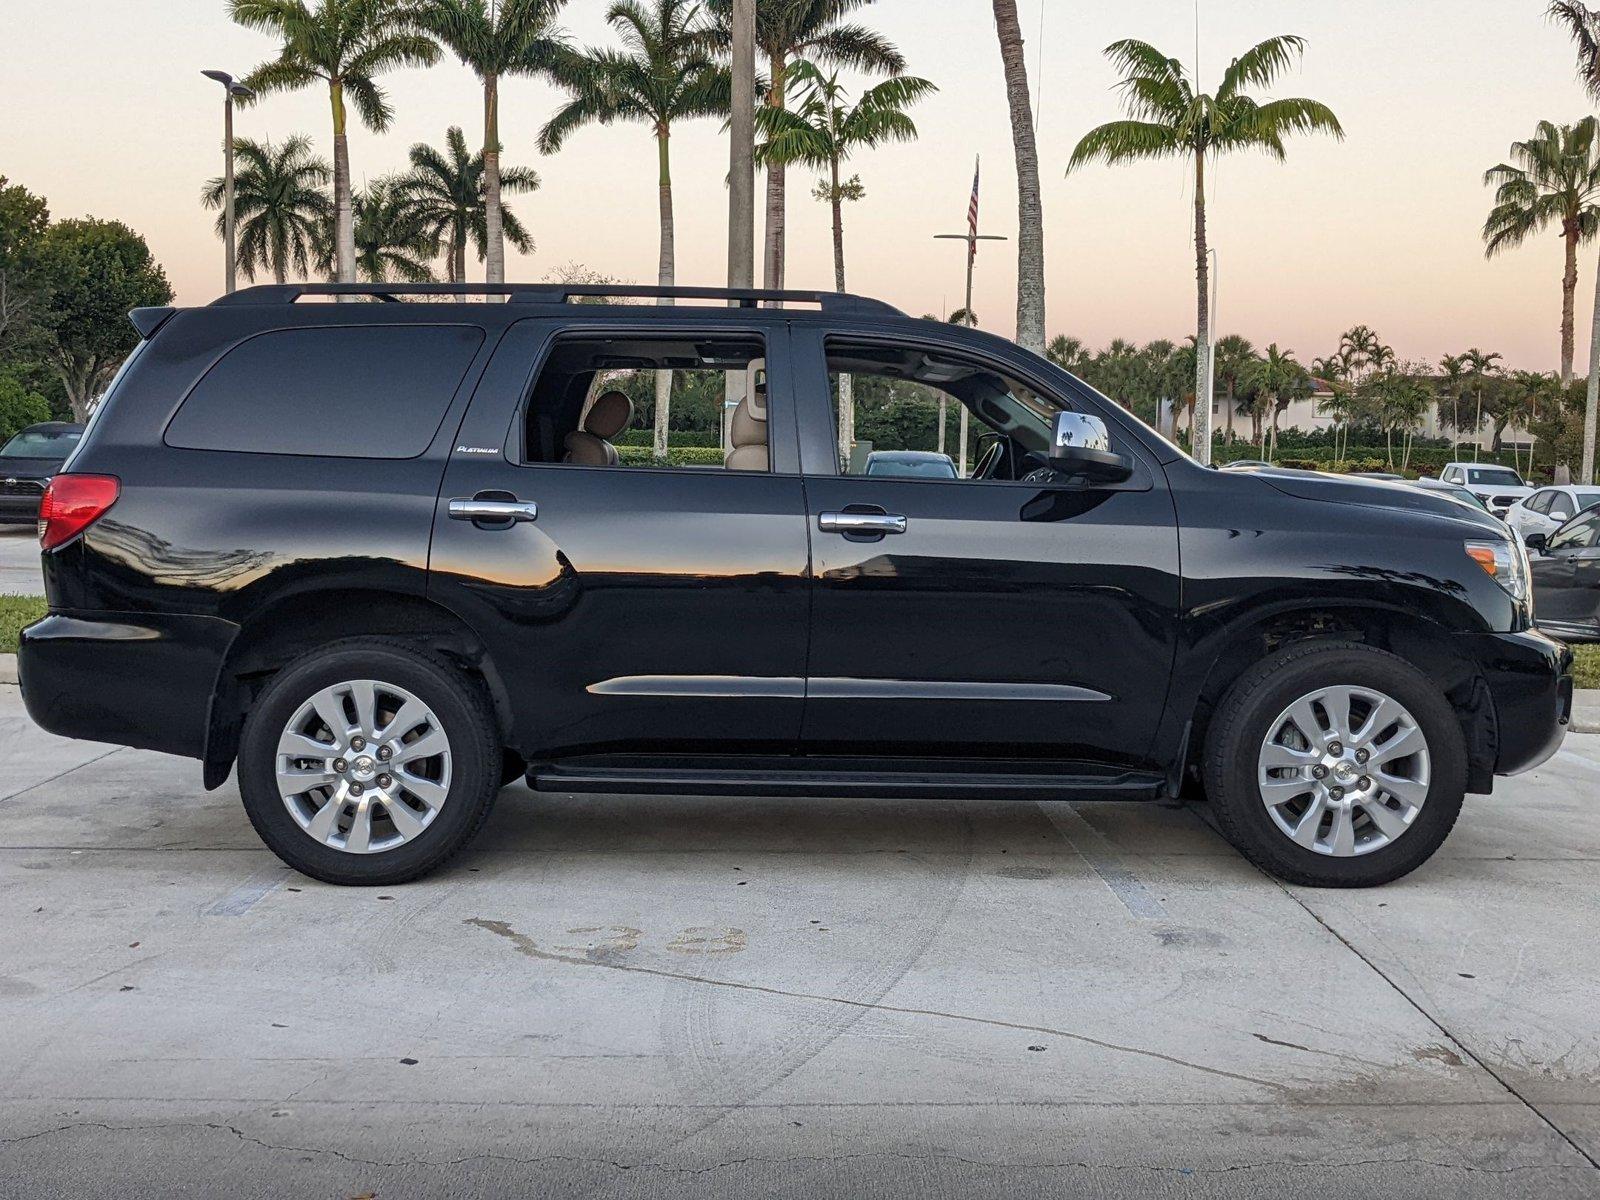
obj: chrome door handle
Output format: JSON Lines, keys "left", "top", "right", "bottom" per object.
{"left": 819, "top": 511, "right": 907, "bottom": 535}
{"left": 449, "top": 498, "right": 538, "bottom": 523}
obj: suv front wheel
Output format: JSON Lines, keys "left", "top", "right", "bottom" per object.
{"left": 238, "top": 640, "right": 501, "bottom": 886}
{"left": 1203, "top": 642, "right": 1468, "bottom": 887}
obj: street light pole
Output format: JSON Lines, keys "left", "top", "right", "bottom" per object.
{"left": 203, "top": 70, "right": 255, "bottom": 295}
{"left": 934, "top": 228, "right": 1006, "bottom": 474}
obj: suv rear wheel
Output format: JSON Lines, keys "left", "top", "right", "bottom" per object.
{"left": 1202, "top": 642, "right": 1467, "bottom": 887}
{"left": 238, "top": 640, "right": 500, "bottom": 886}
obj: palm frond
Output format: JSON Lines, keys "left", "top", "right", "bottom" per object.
{"left": 1067, "top": 120, "right": 1181, "bottom": 172}
{"left": 1216, "top": 35, "right": 1307, "bottom": 101}
{"left": 1550, "top": 1, "right": 1600, "bottom": 100}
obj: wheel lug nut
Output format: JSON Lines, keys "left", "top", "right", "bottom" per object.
{"left": 350, "top": 783, "right": 364, "bottom": 796}
{"left": 1355, "top": 748, "right": 1370, "bottom": 765}
{"left": 377, "top": 746, "right": 391, "bottom": 761}
{"left": 1358, "top": 776, "right": 1371, "bottom": 791}
{"left": 1329, "top": 786, "right": 1345, "bottom": 801}
{"left": 1312, "top": 765, "right": 1328, "bottom": 779}
{"left": 1328, "top": 741, "right": 1343, "bottom": 756}
{"left": 333, "top": 759, "right": 348, "bottom": 773}
{"left": 351, "top": 737, "right": 366, "bottom": 751}
{"left": 378, "top": 774, "right": 393, "bottom": 789}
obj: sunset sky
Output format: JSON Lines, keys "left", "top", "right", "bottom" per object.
{"left": 4, "top": 0, "right": 1598, "bottom": 373}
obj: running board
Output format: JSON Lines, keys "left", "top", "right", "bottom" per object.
{"left": 528, "top": 762, "right": 1165, "bottom": 802}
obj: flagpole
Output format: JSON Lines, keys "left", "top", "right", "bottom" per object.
{"left": 936, "top": 155, "right": 1006, "bottom": 476}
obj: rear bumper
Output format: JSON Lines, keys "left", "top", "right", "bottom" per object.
{"left": 1465, "top": 629, "right": 1573, "bottom": 776}
{"left": 18, "top": 611, "right": 237, "bottom": 759}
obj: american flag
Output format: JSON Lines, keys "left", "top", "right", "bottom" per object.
{"left": 967, "top": 157, "right": 981, "bottom": 264}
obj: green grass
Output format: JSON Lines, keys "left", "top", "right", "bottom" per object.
{"left": 1574, "top": 645, "right": 1600, "bottom": 691}
{"left": 0, "top": 595, "right": 46, "bottom": 655}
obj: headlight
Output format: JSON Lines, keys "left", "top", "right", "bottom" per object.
{"left": 1465, "top": 537, "right": 1530, "bottom": 604}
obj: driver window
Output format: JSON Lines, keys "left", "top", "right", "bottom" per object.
{"left": 823, "top": 339, "right": 1077, "bottom": 483}
{"left": 1549, "top": 495, "right": 1574, "bottom": 520}
{"left": 1550, "top": 511, "right": 1600, "bottom": 552}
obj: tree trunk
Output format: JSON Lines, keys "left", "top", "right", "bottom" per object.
{"left": 330, "top": 80, "right": 355, "bottom": 286}
{"left": 1224, "top": 380, "right": 1235, "bottom": 443}
{"left": 992, "top": 0, "right": 1045, "bottom": 352}
{"left": 831, "top": 155, "right": 853, "bottom": 464}
{"left": 1562, "top": 223, "right": 1579, "bottom": 385}
{"left": 483, "top": 74, "right": 505, "bottom": 285}
{"left": 762, "top": 56, "right": 787, "bottom": 291}
{"left": 1268, "top": 397, "right": 1280, "bottom": 462}
{"left": 1585, "top": 244, "right": 1600, "bottom": 484}
{"left": 654, "top": 127, "right": 675, "bottom": 461}
{"left": 1191, "top": 146, "right": 1212, "bottom": 464}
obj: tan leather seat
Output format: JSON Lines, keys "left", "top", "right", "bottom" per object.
{"left": 725, "top": 395, "right": 768, "bottom": 472}
{"left": 563, "top": 390, "right": 632, "bottom": 466}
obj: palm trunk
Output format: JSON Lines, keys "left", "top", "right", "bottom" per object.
{"left": 1584, "top": 245, "right": 1600, "bottom": 484}
{"left": 992, "top": 0, "right": 1045, "bottom": 352}
{"left": 831, "top": 154, "right": 853, "bottom": 464}
{"left": 762, "top": 56, "right": 787, "bottom": 292}
{"left": 1268, "top": 397, "right": 1280, "bottom": 462}
{"left": 483, "top": 74, "right": 505, "bottom": 285}
{"left": 1192, "top": 146, "right": 1212, "bottom": 464}
{"left": 1562, "top": 224, "right": 1579, "bottom": 385}
{"left": 330, "top": 80, "right": 355, "bottom": 286}
{"left": 1224, "top": 379, "right": 1235, "bottom": 443}
{"left": 654, "top": 127, "right": 675, "bottom": 461}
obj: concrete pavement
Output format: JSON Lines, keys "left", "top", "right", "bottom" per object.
{"left": 1, "top": 688, "right": 1599, "bottom": 1197}
{"left": 0, "top": 528, "right": 41, "bottom": 597}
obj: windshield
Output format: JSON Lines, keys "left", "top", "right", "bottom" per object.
{"left": 1447, "top": 487, "right": 1488, "bottom": 509}
{"left": 1468, "top": 467, "right": 1523, "bottom": 486}
{"left": 0, "top": 428, "right": 80, "bottom": 459}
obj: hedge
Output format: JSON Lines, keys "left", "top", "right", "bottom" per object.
{"left": 615, "top": 430, "right": 722, "bottom": 448}
{"left": 616, "top": 446, "right": 726, "bottom": 467}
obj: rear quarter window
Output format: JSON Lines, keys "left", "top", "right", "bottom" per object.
{"left": 165, "top": 325, "right": 484, "bottom": 458}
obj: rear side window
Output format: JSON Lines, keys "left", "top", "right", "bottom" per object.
{"left": 166, "top": 325, "right": 484, "bottom": 458}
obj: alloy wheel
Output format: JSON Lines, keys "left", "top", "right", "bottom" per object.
{"left": 275, "top": 679, "right": 453, "bottom": 855}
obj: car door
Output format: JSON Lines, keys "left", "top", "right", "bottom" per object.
{"left": 788, "top": 324, "right": 1181, "bottom": 769}
{"left": 1532, "top": 511, "right": 1600, "bottom": 637}
{"left": 427, "top": 317, "right": 812, "bottom": 760}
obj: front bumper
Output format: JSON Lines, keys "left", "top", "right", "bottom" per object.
{"left": 18, "top": 611, "right": 237, "bottom": 759}
{"left": 0, "top": 494, "right": 41, "bottom": 524}
{"left": 1465, "top": 629, "right": 1573, "bottom": 776}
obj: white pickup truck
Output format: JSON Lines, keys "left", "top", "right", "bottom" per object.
{"left": 1438, "top": 462, "right": 1534, "bottom": 516}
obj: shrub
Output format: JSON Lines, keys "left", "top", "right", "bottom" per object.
{"left": 0, "top": 375, "right": 51, "bottom": 442}
{"left": 617, "top": 446, "right": 726, "bottom": 467}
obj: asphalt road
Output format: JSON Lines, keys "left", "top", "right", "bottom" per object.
{"left": 0, "top": 528, "right": 40, "bottom": 596}
{"left": 1, "top": 688, "right": 1598, "bottom": 1199}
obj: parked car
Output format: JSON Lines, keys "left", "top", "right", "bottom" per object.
{"left": 0, "top": 421, "right": 84, "bottom": 526}
{"left": 1410, "top": 478, "right": 1496, "bottom": 516}
{"left": 1505, "top": 485, "right": 1600, "bottom": 548}
{"left": 1219, "top": 459, "right": 1274, "bottom": 470}
{"left": 1528, "top": 509, "right": 1600, "bottom": 644}
{"left": 18, "top": 283, "right": 1573, "bottom": 890}
{"left": 863, "top": 450, "right": 958, "bottom": 479}
{"left": 1438, "top": 462, "right": 1533, "bottom": 516}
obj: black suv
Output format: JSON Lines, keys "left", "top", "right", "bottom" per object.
{"left": 17, "top": 283, "right": 1573, "bottom": 887}
{"left": 1, "top": 421, "right": 84, "bottom": 525}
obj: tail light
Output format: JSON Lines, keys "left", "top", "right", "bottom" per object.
{"left": 38, "top": 474, "right": 120, "bottom": 551}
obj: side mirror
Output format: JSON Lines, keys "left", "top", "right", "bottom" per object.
{"left": 1049, "top": 411, "right": 1133, "bottom": 483}
{"left": 1524, "top": 532, "right": 1548, "bottom": 553}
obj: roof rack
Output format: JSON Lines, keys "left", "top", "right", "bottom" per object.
{"left": 211, "top": 282, "right": 904, "bottom": 317}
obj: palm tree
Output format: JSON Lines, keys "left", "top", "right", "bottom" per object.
{"left": 1437, "top": 353, "right": 1469, "bottom": 455}
{"left": 757, "top": 59, "right": 933, "bottom": 462}
{"left": 1069, "top": 35, "right": 1342, "bottom": 464}
{"left": 1483, "top": 118, "right": 1600, "bottom": 384}
{"left": 418, "top": 0, "right": 568, "bottom": 284}
{"left": 398, "top": 126, "right": 539, "bottom": 285}
{"left": 318, "top": 180, "right": 438, "bottom": 283}
{"left": 541, "top": 0, "right": 729, "bottom": 458}
{"left": 231, "top": 0, "right": 440, "bottom": 285}
{"left": 1046, "top": 335, "right": 1088, "bottom": 374}
{"left": 201, "top": 135, "right": 332, "bottom": 284}
{"left": 1548, "top": 0, "right": 1600, "bottom": 482}
{"left": 1462, "top": 347, "right": 1505, "bottom": 462}
{"left": 1245, "top": 342, "right": 1309, "bottom": 463}
{"left": 757, "top": 60, "right": 934, "bottom": 294}
{"left": 1212, "top": 334, "right": 1257, "bottom": 444}
{"left": 992, "top": 0, "right": 1045, "bottom": 351}
{"left": 706, "top": 0, "right": 905, "bottom": 291}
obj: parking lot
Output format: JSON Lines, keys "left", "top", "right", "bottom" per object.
{"left": 0, "top": 682, "right": 1597, "bottom": 1199}
{"left": 0, "top": 528, "right": 41, "bottom": 597}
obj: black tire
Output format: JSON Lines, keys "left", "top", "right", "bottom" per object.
{"left": 1202, "top": 641, "right": 1467, "bottom": 888}
{"left": 238, "top": 639, "right": 500, "bottom": 886}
